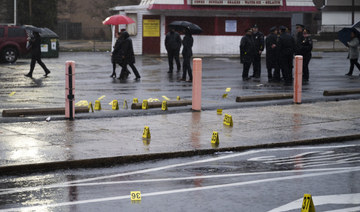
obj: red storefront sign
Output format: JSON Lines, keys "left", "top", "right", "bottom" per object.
{"left": 192, "top": 0, "right": 283, "bottom": 6}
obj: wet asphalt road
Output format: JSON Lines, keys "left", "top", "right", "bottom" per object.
{"left": 1, "top": 52, "right": 360, "bottom": 112}
{"left": 0, "top": 141, "right": 359, "bottom": 212}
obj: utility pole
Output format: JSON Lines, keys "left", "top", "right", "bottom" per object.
{"left": 352, "top": 0, "right": 355, "bottom": 25}
{"left": 29, "top": 0, "right": 32, "bottom": 24}
{"left": 14, "top": 0, "right": 17, "bottom": 25}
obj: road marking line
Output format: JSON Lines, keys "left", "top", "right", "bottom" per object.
{"left": 1, "top": 167, "right": 355, "bottom": 195}
{"left": 324, "top": 206, "right": 360, "bottom": 212}
{"left": 2, "top": 168, "right": 360, "bottom": 212}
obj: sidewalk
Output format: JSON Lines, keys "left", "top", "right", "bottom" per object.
{"left": 1, "top": 99, "right": 359, "bottom": 174}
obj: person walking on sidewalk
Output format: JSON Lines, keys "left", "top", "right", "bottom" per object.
{"left": 120, "top": 31, "right": 141, "bottom": 80}
{"left": 240, "top": 28, "right": 255, "bottom": 81}
{"left": 165, "top": 28, "right": 182, "bottom": 73}
{"left": 251, "top": 24, "right": 264, "bottom": 79}
{"left": 25, "top": 32, "right": 50, "bottom": 78}
{"left": 345, "top": 29, "right": 360, "bottom": 76}
{"left": 180, "top": 28, "right": 193, "bottom": 82}
{"left": 110, "top": 31, "right": 123, "bottom": 78}
{"left": 265, "top": 26, "right": 279, "bottom": 82}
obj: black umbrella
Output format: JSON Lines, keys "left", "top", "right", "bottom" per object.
{"left": 23, "top": 25, "right": 43, "bottom": 33}
{"left": 338, "top": 21, "right": 360, "bottom": 47}
{"left": 168, "top": 21, "right": 203, "bottom": 34}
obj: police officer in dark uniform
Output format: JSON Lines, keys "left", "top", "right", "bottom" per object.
{"left": 265, "top": 26, "right": 279, "bottom": 82}
{"left": 299, "top": 28, "right": 313, "bottom": 82}
{"left": 295, "top": 24, "right": 305, "bottom": 56}
{"left": 251, "top": 24, "right": 264, "bottom": 79}
{"left": 278, "top": 26, "right": 295, "bottom": 86}
{"left": 240, "top": 28, "right": 255, "bottom": 81}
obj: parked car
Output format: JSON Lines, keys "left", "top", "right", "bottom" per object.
{"left": 0, "top": 25, "right": 28, "bottom": 63}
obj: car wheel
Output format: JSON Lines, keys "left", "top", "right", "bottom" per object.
{"left": 2, "top": 47, "right": 18, "bottom": 63}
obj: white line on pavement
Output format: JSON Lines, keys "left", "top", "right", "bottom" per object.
{"left": 2, "top": 167, "right": 360, "bottom": 212}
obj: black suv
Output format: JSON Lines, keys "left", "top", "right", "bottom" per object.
{"left": 0, "top": 25, "right": 28, "bottom": 63}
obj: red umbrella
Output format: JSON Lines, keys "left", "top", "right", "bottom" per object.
{"left": 102, "top": 15, "right": 135, "bottom": 25}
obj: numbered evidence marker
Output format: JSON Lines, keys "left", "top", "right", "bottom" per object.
{"left": 133, "top": 98, "right": 139, "bottom": 103}
{"left": 225, "top": 87, "right": 231, "bottom": 92}
{"left": 222, "top": 93, "right": 228, "bottom": 98}
{"left": 112, "top": 100, "right": 119, "bottom": 110}
{"left": 217, "top": 109, "right": 223, "bottom": 115}
{"left": 131, "top": 191, "right": 141, "bottom": 201}
{"left": 301, "top": 194, "right": 315, "bottom": 212}
{"left": 142, "top": 99, "right": 149, "bottom": 110}
{"left": 211, "top": 131, "right": 219, "bottom": 144}
{"left": 142, "top": 126, "right": 151, "bottom": 139}
{"left": 223, "top": 114, "right": 233, "bottom": 127}
{"left": 176, "top": 96, "right": 181, "bottom": 101}
{"left": 161, "top": 101, "right": 168, "bottom": 111}
{"left": 94, "top": 100, "right": 101, "bottom": 111}
{"left": 88, "top": 102, "right": 94, "bottom": 112}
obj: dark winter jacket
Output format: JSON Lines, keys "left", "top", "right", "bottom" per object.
{"left": 278, "top": 32, "right": 295, "bottom": 58}
{"left": 120, "top": 31, "right": 136, "bottom": 64}
{"left": 182, "top": 33, "right": 193, "bottom": 58}
{"left": 29, "top": 33, "right": 42, "bottom": 59}
{"left": 265, "top": 32, "right": 279, "bottom": 68}
{"left": 112, "top": 37, "right": 123, "bottom": 64}
{"left": 299, "top": 35, "right": 313, "bottom": 57}
{"left": 240, "top": 34, "right": 255, "bottom": 63}
{"left": 165, "top": 31, "right": 181, "bottom": 51}
{"left": 253, "top": 31, "right": 264, "bottom": 52}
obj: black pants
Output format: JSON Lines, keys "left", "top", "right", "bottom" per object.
{"left": 242, "top": 62, "right": 251, "bottom": 79}
{"left": 29, "top": 57, "right": 49, "bottom": 74}
{"left": 167, "top": 49, "right": 181, "bottom": 71}
{"left": 280, "top": 56, "right": 293, "bottom": 84}
{"left": 252, "top": 54, "right": 261, "bottom": 78}
{"left": 182, "top": 55, "right": 192, "bottom": 80}
{"left": 348, "top": 58, "right": 360, "bottom": 74}
{"left": 303, "top": 54, "right": 311, "bottom": 81}
{"left": 128, "top": 63, "right": 141, "bottom": 78}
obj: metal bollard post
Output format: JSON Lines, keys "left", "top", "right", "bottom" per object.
{"left": 294, "top": 55, "right": 303, "bottom": 104}
{"left": 192, "top": 58, "right": 202, "bottom": 111}
{"left": 65, "top": 61, "right": 75, "bottom": 120}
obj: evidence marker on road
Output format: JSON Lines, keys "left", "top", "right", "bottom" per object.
{"left": 133, "top": 98, "right": 139, "bottom": 103}
{"left": 142, "top": 100, "right": 149, "bottom": 110}
{"left": 123, "top": 99, "right": 128, "bottom": 109}
{"left": 142, "top": 126, "right": 151, "bottom": 139}
{"left": 88, "top": 102, "right": 94, "bottom": 112}
{"left": 161, "top": 101, "right": 168, "bottom": 111}
{"left": 217, "top": 109, "right": 223, "bottom": 115}
{"left": 301, "top": 194, "right": 315, "bottom": 212}
{"left": 112, "top": 100, "right": 119, "bottom": 110}
{"left": 131, "top": 191, "right": 141, "bottom": 204}
{"left": 94, "top": 100, "right": 101, "bottom": 111}
{"left": 223, "top": 114, "right": 233, "bottom": 127}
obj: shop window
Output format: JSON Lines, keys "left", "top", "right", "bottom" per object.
{"left": 127, "top": 13, "right": 138, "bottom": 36}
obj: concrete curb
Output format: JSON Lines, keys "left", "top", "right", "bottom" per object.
{"left": 1, "top": 133, "right": 360, "bottom": 176}
{"left": 2, "top": 107, "right": 89, "bottom": 117}
{"left": 323, "top": 89, "right": 360, "bottom": 96}
{"left": 236, "top": 93, "right": 293, "bottom": 102}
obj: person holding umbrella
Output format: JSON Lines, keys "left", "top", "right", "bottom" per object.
{"left": 345, "top": 28, "right": 360, "bottom": 76}
{"left": 25, "top": 31, "right": 51, "bottom": 78}
{"left": 119, "top": 31, "right": 141, "bottom": 80}
{"left": 180, "top": 28, "right": 193, "bottom": 82}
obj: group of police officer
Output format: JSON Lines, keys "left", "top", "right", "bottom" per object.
{"left": 240, "top": 24, "right": 313, "bottom": 86}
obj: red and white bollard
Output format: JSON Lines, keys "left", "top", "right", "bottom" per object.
{"left": 65, "top": 61, "right": 75, "bottom": 120}
{"left": 294, "top": 55, "right": 303, "bottom": 104}
{"left": 192, "top": 58, "right": 202, "bottom": 111}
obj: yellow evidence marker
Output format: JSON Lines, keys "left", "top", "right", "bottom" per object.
{"left": 142, "top": 126, "right": 151, "bottom": 139}
{"left": 131, "top": 191, "right": 141, "bottom": 201}
{"left": 94, "top": 100, "right": 101, "bottom": 111}
{"left": 301, "top": 194, "right": 315, "bottom": 212}
{"left": 142, "top": 99, "right": 149, "bottom": 110}
{"left": 211, "top": 131, "right": 219, "bottom": 144}
{"left": 98, "top": 95, "right": 106, "bottom": 100}
{"left": 161, "top": 101, "right": 168, "bottom": 111}
{"left": 217, "top": 109, "right": 223, "bottom": 115}
{"left": 222, "top": 93, "right": 228, "bottom": 98}
{"left": 223, "top": 114, "right": 233, "bottom": 127}
{"left": 225, "top": 87, "right": 231, "bottom": 92}
{"left": 133, "top": 98, "right": 139, "bottom": 103}
{"left": 162, "top": 95, "right": 170, "bottom": 101}
{"left": 9, "top": 92, "right": 16, "bottom": 97}
{"left": 112, "top": 100, "right": 119, "bottom": 110}
{"left": 177, "top": 96, "right": 181, "bottom": 101}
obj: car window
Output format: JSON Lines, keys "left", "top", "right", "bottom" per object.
{"left": 8, "top": 28, "right": 26, "bottom": 37}
{"left": 0, "top": 28, "right": 4, "bottom": 37}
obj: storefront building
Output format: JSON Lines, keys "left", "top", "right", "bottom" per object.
{"left": 112, "top": 0, "right": 317, "bottom": 55}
